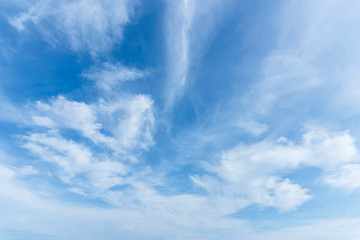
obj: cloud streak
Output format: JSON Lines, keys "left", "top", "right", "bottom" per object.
{"left": 83, "top": 62, "right": 145, "bottom": 92}
{"left": 164, "top": 0, "right": 194, "bottom": 108}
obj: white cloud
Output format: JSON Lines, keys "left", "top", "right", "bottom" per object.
{"left": 17, "top": 166, "right": 39, "bottom": 176}
{"left": 23, "top": 131, "right": 93, "bottom": 177}
{"left": 83, "top": 62, "right": 145, "bottom": 92}
{"left": 33, "top": 96, "right": 104, "bottom": 141}
{"left": 260, "top": 177, "right": 310, "bottom": 212}
{"left": 20, "top": 87, "right": 154, "bottom": 195}
{"left": 2, "top": 124, "right": 360, "bottom": 239}
{"left": 324, "top": 164, "right": 360, "bottom": 191}
{"left": 290, "top": 0, "right": 360, "bottom": 116}
{"left": 97, "top": 94, "right": 154, "bottom": 151}
{"left": 244, "top": 53, "right": 322, "bottom": 116}
{"left": 2, "top": 165, "right": 360, "bottom": 240}
{"left": 231, "top": 0, "right": 360, "bottom": 136}
{"left": 302, "top": 127, "right": 358, "bottom": 169}
{"left": 236, "top": 118, "right": 268, "bottom": 136}
{"left": 3, "top": 1, "right": 360, "bottom": 238}
{"left": 31, "top": 96, "right": 117, "bottom": 152}
{"left": 192, "top": 127, "right": 359, "bottom": 212}
{"left": 2, "top": 49, "right": 155, "bottom": 197}
{"left": 0, "top": 163, "right": 248, "bottom": 240}
{"left": 164, "top": 0, "right": 194, "bottom": 107}
{"left": 9, "top": 0, "right": 137, "bottom": 55}
{"left": 18, "top": 81, "right": 155, "bottom": 196}
{"left": 31, "top": 94, "right": 154, "bottom": 153}
{"left": 164, "top": 0, "right": 228, "bottom": 108}
{"left": 2, "top": 162, "right": 360, "bottom": 240}
{"left": 0, "top": 164, "right": 15, "bottom": 180}
{"left": 22, "top": 130, "right": 128, "bottom": 192}
{"left": 31, "top": 116, "right": 55, "bottom": 127}
{"left": 68, "top": 187, "right": 86, "bottom": 196}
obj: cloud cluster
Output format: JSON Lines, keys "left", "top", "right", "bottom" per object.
{"left": 31, "top": 94, "right": 154, "bottom": 151}
{"left": 14, "top": 62, "right": 155, "bottom": 197}
{"left": 2, "top": 151, "right": 360, "bottom": 240}
{"left": 192, "top": 127, "right": 360, "bottom": 212}
{"left": 26, "top": 94, "right": 153, "bottom": 191}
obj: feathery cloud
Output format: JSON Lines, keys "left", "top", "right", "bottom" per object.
{"left": 9, "top": 0, "right": 137, "bottom": 55}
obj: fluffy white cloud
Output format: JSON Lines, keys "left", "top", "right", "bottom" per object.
{"left": 9, "top": 0, "right": 137, "bottom": 55}
{"left": 259, "top": 177, "right": 310, "bottom": 212}
{"left": 24, "top": 90, "right": 154, "bottom": 194}
{"left": 192, "top": 127, "right": 359, "bottom": 212}
{"left": 33, "top": 96, "right": 103, "bottom": 141}
{"left": 302, "top": 128, "right": 357, "bottom": 168}
{"left": 31, "top": 94, "right": 154, "bottom": 153}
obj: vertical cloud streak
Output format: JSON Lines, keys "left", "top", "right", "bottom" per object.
{"left": 164, "top": 0, "right": 194, "bottom": 108}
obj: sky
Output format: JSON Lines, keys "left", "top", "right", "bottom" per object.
{"left": 1, "top": 0, "right": 360, "bottom": 239}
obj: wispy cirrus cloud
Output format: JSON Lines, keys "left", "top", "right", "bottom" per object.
{"left": 240, "top": 0, "right": 360, "bottom": 124}
{"left": 22, "top": 130, "right": 128, "bottom": 189}
{"left": 9, "top": 0, "right": 137, "bottom": 55}
{"left": 324, "top": 164, "right": 360, "bottom": 192}
{"left": 164, "top": 0, "right": 228, "bottom": 109}
{"left": 164, "top": 0, "right": 194, "bottom": 108}
{"left": 30, "top": 94, "right": 154, "bottom": 153}
{"left": 83, "top": 62, "right": 145, "bottom": 92}
{"left": 22, "top": 92, "right": 154, "bottom": 197}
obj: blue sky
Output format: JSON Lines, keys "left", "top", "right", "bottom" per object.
{"left": 1, "top": 0, "right": 360, "bottom": 239}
